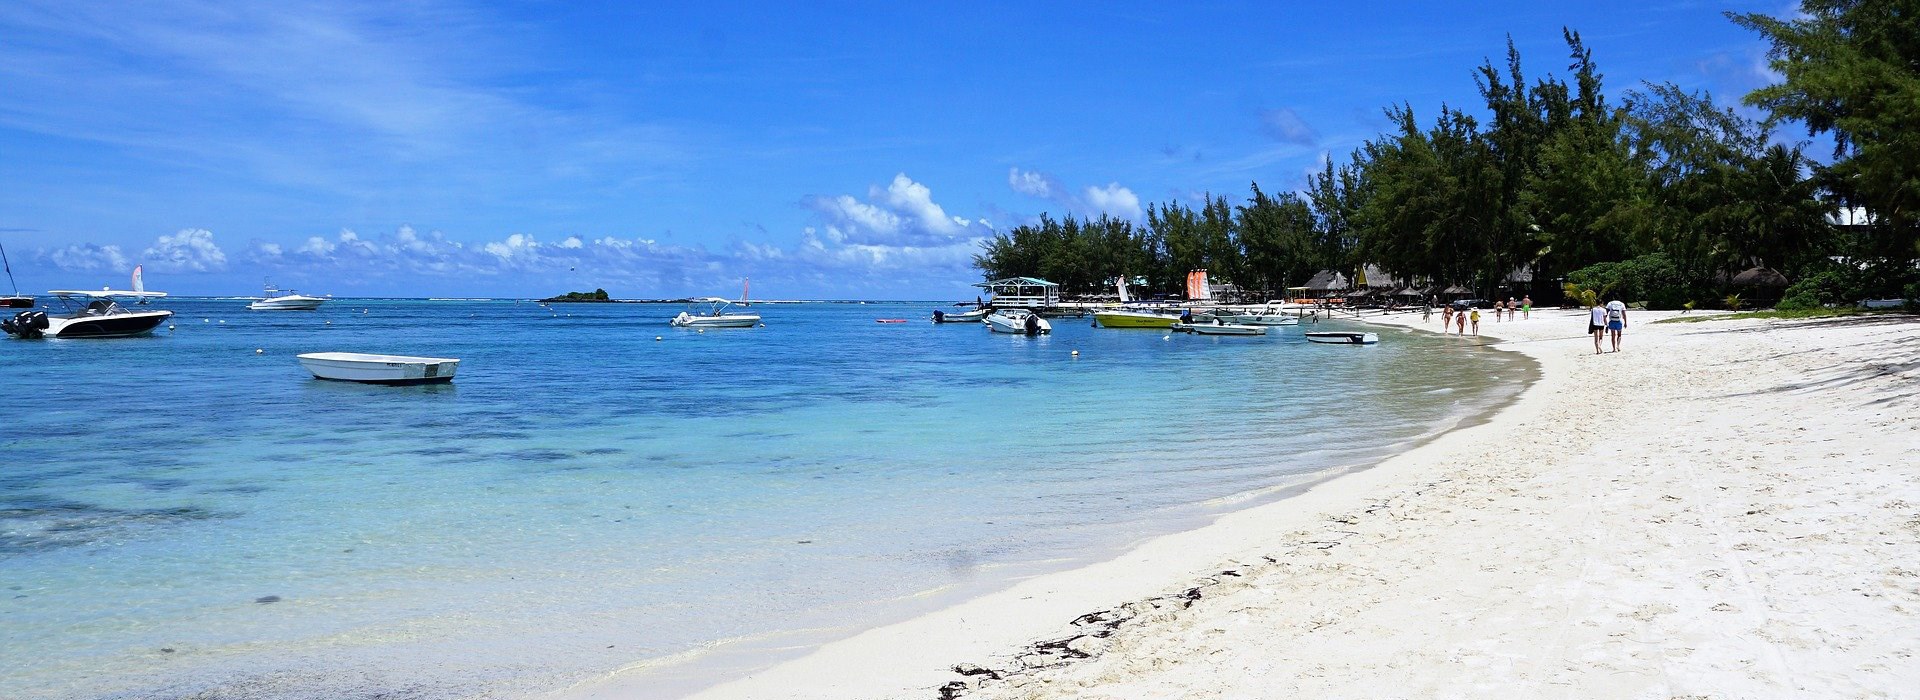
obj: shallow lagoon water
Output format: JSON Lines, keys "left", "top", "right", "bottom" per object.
{"left": 0, "top": 299, "right": 1532, "bottom": 698}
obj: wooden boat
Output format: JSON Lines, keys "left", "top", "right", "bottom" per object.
{"left": 1304, "top": 331, "right": 1379, "bottom": 344}
{"left": 297, "top": 352, "right": 460, "bottom": 385}
{"left": 1172, "top": 322, "right": 1267, "bottom": 336}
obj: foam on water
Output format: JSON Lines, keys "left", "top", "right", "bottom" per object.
{"left": 0, "top": 300, "right": 1533, "bottom": 698}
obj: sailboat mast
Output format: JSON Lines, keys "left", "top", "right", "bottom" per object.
{"left": 0, "top": 241, "right": 19, "bottom": 297}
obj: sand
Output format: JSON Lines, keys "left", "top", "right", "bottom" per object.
{"left": 575, "top": 308, "right": 1920, "bottom": 700}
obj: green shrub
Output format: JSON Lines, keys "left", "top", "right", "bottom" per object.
{"left": 1723, "top": 293, "right": 1744, "bottom": 311}
{"left": 1780, "top": 266, "right": 1859, "bottom": 306}
{"left": 1567, "top": 254, "right": 1687, "bottom": 309}
{"left": 1776, "top": 291, "right": 1821, "bottom": 310}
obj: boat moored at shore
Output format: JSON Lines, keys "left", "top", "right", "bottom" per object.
{"left": 1304, "top": 331, "right": 1379, "bottom": 345}
{"left": 985, "top": 309, "right": 1051, "bottom": 335}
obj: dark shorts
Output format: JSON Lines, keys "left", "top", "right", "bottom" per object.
{"left": 1589, "top": 323, "right": 1603, "bottom": 334}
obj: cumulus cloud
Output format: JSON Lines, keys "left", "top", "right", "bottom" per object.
{"left": 45, "top": 242, "right": 130, "bottom": 272}
{"left": 1258, "top": 107, "right": 1320, "bottom": 147}
{"left": 1006, "top": 167, "right": 1144, "bottom": 221}
{"left": 142, "top": 228, "right": 228, "bottom": 272}
{"left": 805, "top": 173, "right": 989, "bottom": 247}
{"left": 1083, "top": 183, "right": 1143, "bottom": 221}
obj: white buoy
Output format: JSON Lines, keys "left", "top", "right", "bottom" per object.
{"left": 1071, "top": 350, "right": 1079, "bottom": 356}
{"left": 255, "top": 348, "right": 263, "bottom": 354}
{"left": 655, "top": 336, "right": 663, "bottom": 341}
{"left": 168, "top": 325, "right": 175, "bottom": 330}
{"left": 1163, "top": 335, "right": 1171, "bottom": 340}
{"left": 697, "top": 329, "right": 705, "bottom": 334}
{"left": 218, "top": 320, "right": 225, "bottom": 324}
{"left": 203, "top": 318, "right": 209, "bottom": 323}
{"left": 325, "top": 320, "right": 332, "bottom": 325}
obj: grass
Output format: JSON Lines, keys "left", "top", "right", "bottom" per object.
{"left": 1653, "top": 307, "right": 1904, "bottom": 324}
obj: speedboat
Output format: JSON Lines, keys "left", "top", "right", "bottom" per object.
{"left": 929, "top": 306, "right": 990, "bottom": 322}
{"left": 985, "top": 309, "right": 1051, "bottom": 335}
{"left": 3, "top": 290, "right": 171, "bottom": 339}
{"left": 670, "top": 297, "right": 760, "bottom": 328}
{"left": 1093, "top": 308, "right": 1180, "bottom": 328}
{"left": 1220, "top": 303, "right": 1302, "bottom": 326}
{"left": 297, "top": 352, "right": 459, "bottom": 385}
{"left": 1304, "top": 331, "right": 1379, "bottom": 344}
{"left": 1173, "top": 322, "right": 1267, "bottom": 336}
{"left": 249, "top": 281, "right": 328, "bottom": 311}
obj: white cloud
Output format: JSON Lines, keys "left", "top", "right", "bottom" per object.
{"left": 1006, "top": 167, "right": 1144, "bottom": 221}
{"left": 1258, "top": 107, "right": 1320, "bottom": 147}
{"left": 806, "top": 173, "right": 986, "bottom": 247}
{"left": 44, "top": 242, "right": 129, "bottom": 272}
{"left": 1083, "top": 183, "right": 1143, "bottom": 221}
{"left": 1008, "top": 167, "right": 1062, "bottom": 199}
{"left": 141, "top": 228, "right": 228, "bottom": 272}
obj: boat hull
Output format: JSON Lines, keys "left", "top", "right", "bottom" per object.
{"left": 36, "top": 310, "right": 173, "bottom": 338}
{"left": 931, "top": 308, "right": 989, "bottom": 323}
{"left": 1093, "top": 310, "right": 1178, "bottom": 328}
{"left": 297, "top": 352, "right": 459, "bottom": 384}
{"left": 1173, "top": 323, "right": 1266, "bottom": 335}
{"left": 250, "top": 296, "right": 327, "bottom": 311}
{"left": 1304, "top": 332, "right": 1379, "bottom": 344}
{"left": 1, "top": 296, "right": 32, "bottom": 309}
{"left": 670, "top": 313, "right": 760, "bottom": 328}
{"left": 1220, "top": 314, "right": 1299, "bottom": 326}
{"left": 985, "top": 313, "right": 1051, "bottom": 335}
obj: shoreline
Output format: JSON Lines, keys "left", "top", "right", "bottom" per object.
{"left": 611, "top": 307, "right": 1918, "bottom": 699}
{"left": 560, "top": 313, "right": 1549, "bottom": 699}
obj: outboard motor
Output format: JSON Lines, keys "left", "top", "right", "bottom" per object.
{"left": 1023, "top": 313, "right": 1040, "bottom": 336}
{"left": 3, "top": 310, "right": 47, "bottom": 339}
{"left": 932, "top": 309, "right": 945, "bottom": 323}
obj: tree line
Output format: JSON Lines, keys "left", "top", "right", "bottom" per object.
{"left": 975, "top": 3, "right": 1918, "bottom": 308}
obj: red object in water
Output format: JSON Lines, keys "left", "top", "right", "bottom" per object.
{"left": 876, "top": 319, "right": 907, "bottom": 324}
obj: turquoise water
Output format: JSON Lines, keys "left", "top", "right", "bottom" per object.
{"left": 0, "top": 300, "right": 1532, "bottom": 699}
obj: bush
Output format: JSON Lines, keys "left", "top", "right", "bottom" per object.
{"left": 1776, "top": 291, "right": 1822, "bottom": 310}
{"left": 1780, "top": 266, "right": 1860, "bottom": 306}
{"left": 1567, "top": 254, "right": 1688, "bottom": 309}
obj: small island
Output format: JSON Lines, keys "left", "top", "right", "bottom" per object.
{"left": 542, "top": 288, "right": 613, "bottom": 303}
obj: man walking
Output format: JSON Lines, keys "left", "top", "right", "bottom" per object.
{"left": 1605, "top": 299, "right": 1628, "bottom": 352}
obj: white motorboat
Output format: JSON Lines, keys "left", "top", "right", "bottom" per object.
{"left": 670, "top": 297, "right": 760, "bottom": 328}
{"left": 985, "top": 309, "right": 1051, "bottom": 335}
{"left": 931, "top": 306, "right": 990, "bottom": 323}
{"left": 1304, "top": 331, "right": 1379, "bottom": 344}
{"left": 297, "top": 352, "right": 459, "bottom": 385}
{"left": 1172, "top": 322, "right": 1267, "bottom": 336}
{"left": 1220, "top": 302, "right": 1302, "bottom": 326}
{"left": 3, "top": 290, "right": 171, "bottom": 339}
{"left": 249, "top": 281, "right": 328, "bottom": 311}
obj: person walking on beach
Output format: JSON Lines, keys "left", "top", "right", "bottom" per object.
{"left": 1456, "top": 307, "right": 1468, "bottom": 335}
{"left": 1605, "top": 299, "right": 1628, "bottom": 352}
{"left": 1589, "top": 301, "right": 1607, "bottom": 354}
{"left": 1423, "top": 303, "right": 1432, "bottom": 323}
{"left": 1441, "top": 304, "right": 1453, "bottom": 329}
{"left": 1521, "top": 295, "right": 1532, "bottom": 319}
{"left": 1469, "top": 307, "right": 1481, "bottom": 335}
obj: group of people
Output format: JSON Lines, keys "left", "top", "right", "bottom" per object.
{"left": 1427, "top": 295, "right": 1532, "bottom": 337}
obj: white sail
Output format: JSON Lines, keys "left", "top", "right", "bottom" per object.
{"left": 131, "top": 265, "right": 145, "bottom": 293}
{"left": 1116, "top": 275, "right": 1131, "bottom": 303}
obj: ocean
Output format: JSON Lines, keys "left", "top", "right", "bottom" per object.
{"left": 0, "top": 299, "right": 1533, "bottom": 699}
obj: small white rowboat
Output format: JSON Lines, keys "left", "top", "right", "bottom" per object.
{"left": 1171, "top": 322, "right": 1267, "bottom": 336}
{"left": 1303, "top": 331, "right": 1379, "bottom": 345}
{"left": 297, "top": 352, "right": 460, "bottom": 385}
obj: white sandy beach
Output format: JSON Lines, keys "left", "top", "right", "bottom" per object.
{"left": 574, "top": 308, "right": 1920, "bottom": 700}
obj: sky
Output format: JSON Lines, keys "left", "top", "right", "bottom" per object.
{"left": 0, "top": 0, "right": 1797, "bottom": 299}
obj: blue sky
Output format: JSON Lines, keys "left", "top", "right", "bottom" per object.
{"left": 1, "top": 0, "right": 1792, "bottom": 299}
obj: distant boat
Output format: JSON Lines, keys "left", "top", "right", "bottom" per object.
{"left": 249, "top": 280, "right": 328, "bottom": 311}
{"left": 985, "top": 309, "right": 1050, "bottom": 335}
{"left": 670, "top": 297, "right": 760, "bottom": 328}
{"left": 0, "top": 241, "right": 29, "bottom": 308}
{"left": 1304, "top": 331, "right": 1379, "bottom": 345}
{"left": 1219, "top": 302, "right": 1302, "bottom": 326}
{"left": 931, "top": 307, "right": 989, "bottom": 323}
{"left": 3, "top": 290, "right": 171, "bottom": 339}
{"left": 297, "top": 352, "right": 459, "bottom": 385}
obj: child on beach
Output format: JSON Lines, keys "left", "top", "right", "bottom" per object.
{"left": 1469, "top": 307, "right": 1481, "bottom": 335}
{"left": 1589, "top": 302, "right": 1607, "bottom": 354}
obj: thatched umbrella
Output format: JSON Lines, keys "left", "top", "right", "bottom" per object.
{"left": 1732, "top": 267, "right": 1789, "bottom": 287}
